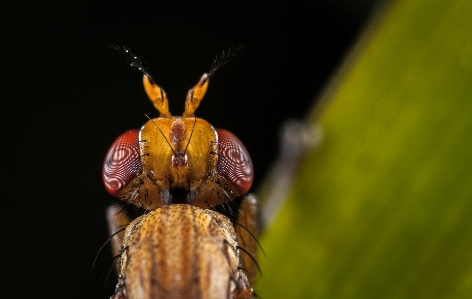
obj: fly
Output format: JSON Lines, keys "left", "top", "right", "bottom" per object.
{"left": 99, "top": 46, "right": 258, "bottom": 299}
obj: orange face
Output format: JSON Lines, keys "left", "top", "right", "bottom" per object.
{"left": 103, "top": 74, "right": 253, "bottom": 210}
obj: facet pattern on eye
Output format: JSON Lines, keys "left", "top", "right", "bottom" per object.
{"left": 216, "top": 128, "right": 253, "bottom": 195}
{"left": 103, "top": 129, "right": 142, "bottom": 196}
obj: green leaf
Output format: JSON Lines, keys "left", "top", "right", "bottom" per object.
{"left": 257, "top": 1, "right": 472, "bottom": 298}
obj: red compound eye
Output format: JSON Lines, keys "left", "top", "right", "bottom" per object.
{"left": 102, "top": 129, "right": 142, "bottom": 196}
{"left": 216, "top": 128, "right": 253, "bottom": 195}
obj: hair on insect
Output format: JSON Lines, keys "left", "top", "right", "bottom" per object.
{"left": 92, "top": 226, "right": 128, "bottom": 269}
{"left": 237, "top": 245, "right": 262, "bottom": 276}
{"left": 94, "top": 246, "right": 125, "bottom": 286}
{"left": 206, "top": 45, "right": 245, "bottom": 80}
{"left": 109, "top": 45, "right": 156, "bottom": 85}
{"left": 110, "top": 44, "right": 244, "bottom": 87}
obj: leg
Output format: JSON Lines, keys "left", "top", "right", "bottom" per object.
{"left": 235, "top": 193, "right": 259, "bottom": 286}
{"left": 106, "top": 205, "right": 132, "bottom": 272}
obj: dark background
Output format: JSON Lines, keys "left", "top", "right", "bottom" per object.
{"left": 1, "top": 2, "right": 379, "bottom": 298}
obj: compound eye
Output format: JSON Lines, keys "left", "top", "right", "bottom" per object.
{"left": 216, "top": 128, "right": 253, "bottom": 195}
{"left": 103, "top": 130, "right": 142, "bottom": 196}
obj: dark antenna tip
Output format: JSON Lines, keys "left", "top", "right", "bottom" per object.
{"left": 109, "top": 45, "right": 156, "bottom": 85}
{"left": 207, "top": 45, "right": 244, "bottom": 79}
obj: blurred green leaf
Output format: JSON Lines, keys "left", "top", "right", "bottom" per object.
{"left": 257, "top": 1, "right": 472, "bottom": 298}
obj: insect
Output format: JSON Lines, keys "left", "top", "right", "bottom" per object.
{"left": 100, "top": 46, "right": 258, "bottom": 299}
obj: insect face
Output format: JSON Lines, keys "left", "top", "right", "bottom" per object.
{"left": 103, "top": 75, "right": 253, "bottom": 210}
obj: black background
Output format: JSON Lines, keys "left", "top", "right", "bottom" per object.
{"left": 1, "top": 2, "right": 379, "bottom": 298}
